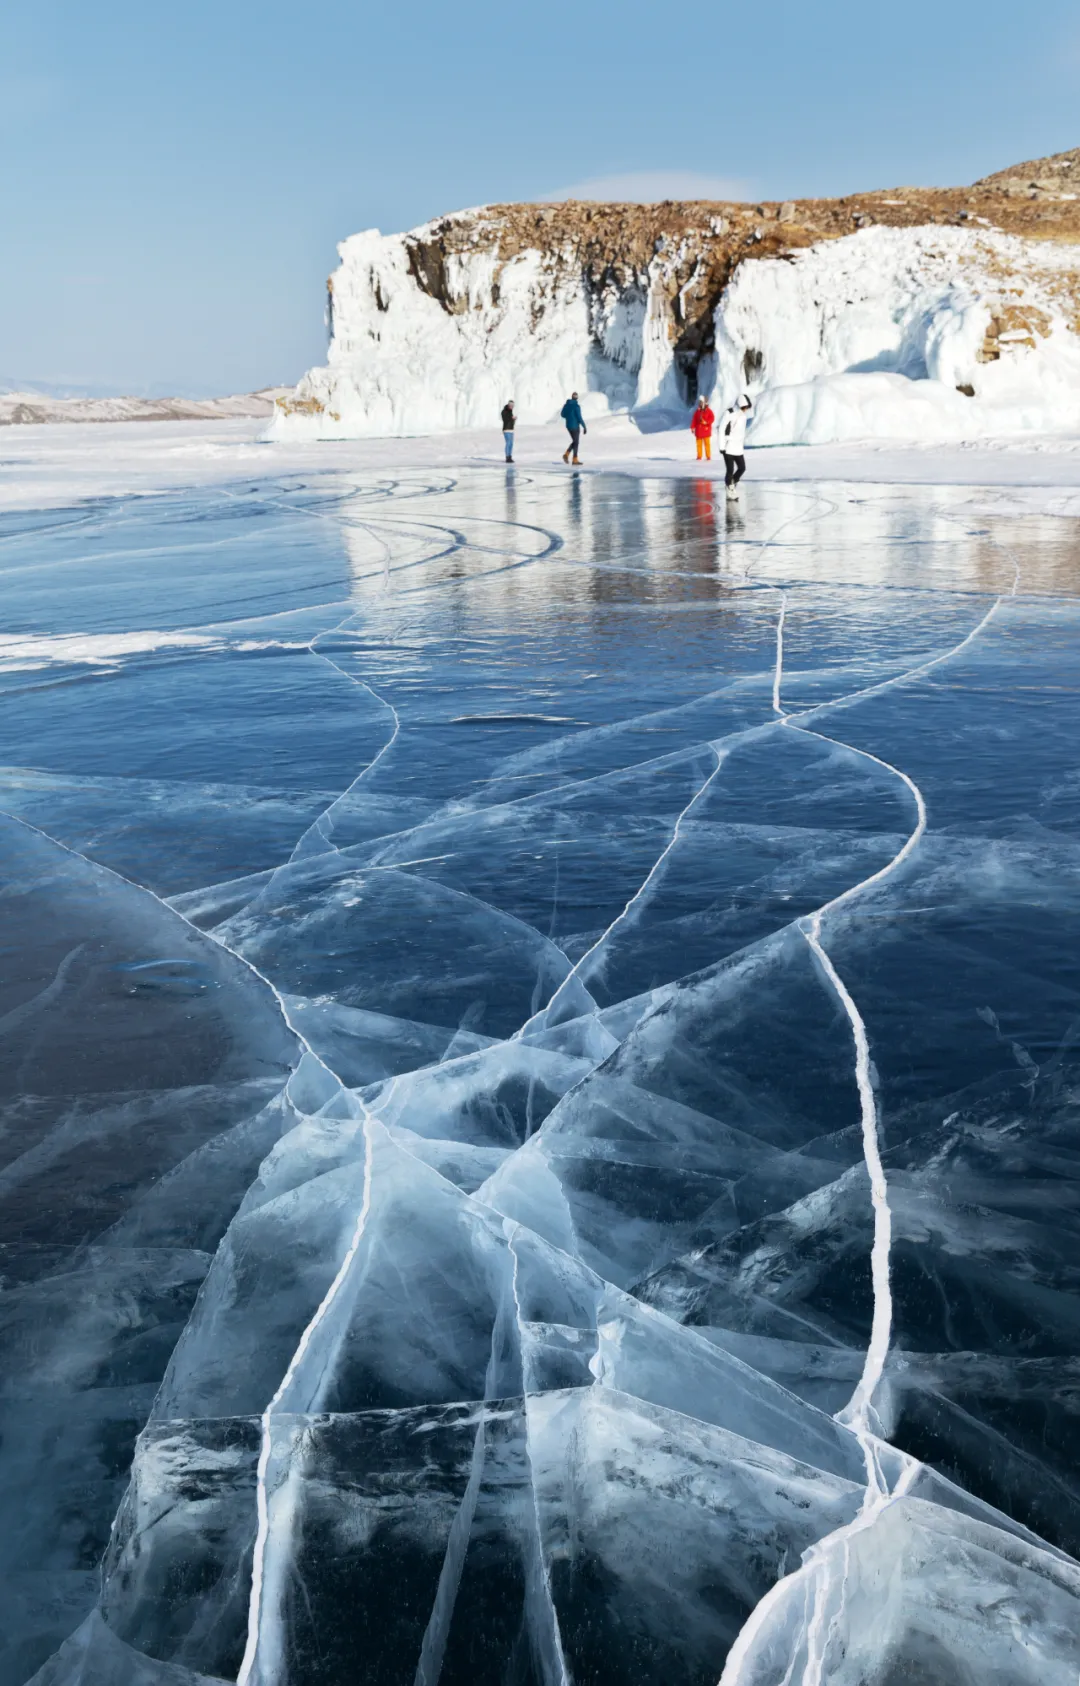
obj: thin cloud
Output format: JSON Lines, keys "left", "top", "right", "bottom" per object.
{"left": 538, "top": 169, "right": 753, "bottom": 204}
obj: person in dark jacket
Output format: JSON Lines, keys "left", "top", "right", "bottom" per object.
{"left": 501, "top": 400, "right": 515, "bottom": 462}
{"left": 560, "top": 393, "right": 586, "bottom": 464}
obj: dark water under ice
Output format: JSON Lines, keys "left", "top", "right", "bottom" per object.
{"left": 1, "top": 468, "right": 1079, "bottom": 1686}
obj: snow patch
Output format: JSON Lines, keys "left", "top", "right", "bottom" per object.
{"left": 0, "top": 631, "right": 301, "bottom": 673}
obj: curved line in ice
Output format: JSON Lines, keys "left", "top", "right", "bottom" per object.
{"left": 788, "top": 582, "right": 1017, "bottom": 731}
{"left": 772, "top": 591, "right": 786, "bottom": 717}
{"left": 286, "top": 636, "right": 402, "bottom": 863}
{"left": 788, "top": 635, "right": 1006, "bottom": 1419}
{"left": 736, "top": 493, "right": 840, "bottom": 584}
{"left": 0, "top": 814, "right": 374, "bottom": 1686}
{"left": 217, "top": 480, "right": 565, "bottom": 592}
{"left": 798, "top": 909, "right": 898, "bottom": 1459}
{"left": 516, "top": 743, "right": 728, "bottom": 1037}
{"left": 506, "top": 1223, "right": 572, "bottom": 1686}
{"left": 393, "top": 532, "right": 566, "bottom": 598}
{"left": 784, "top": 553, "right": 1019, "bottom": 1437}
{"left": 717, "top": 531, "right": 1022, "bottom": 1686}
{"left": 213, "top": 475, "right": 459, "bottom": 532}
{"left": 718, "top": 1454, "right": 922, "bottom": 1686}
{"left": 236, "top": 1120, "right": 376, "bottom": 1686}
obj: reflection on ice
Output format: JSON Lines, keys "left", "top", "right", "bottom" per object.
{"left": 2, "top": 468, "right": 1080, "bottom": 1684}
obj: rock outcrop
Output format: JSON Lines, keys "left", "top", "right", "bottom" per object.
{"left": 272, "top": 149, "right": 1080, "bottom": 446}
{"left": 974, "top": 147, "right": 1080, "bottom": 200}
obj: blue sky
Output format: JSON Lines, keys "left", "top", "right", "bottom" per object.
{"left": 2, "top": 0, "right": 1077, "bottom": 395}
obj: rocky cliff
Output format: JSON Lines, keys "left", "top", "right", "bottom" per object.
{"left": 272, "top": 149, "right": 1080, "bottom": 445}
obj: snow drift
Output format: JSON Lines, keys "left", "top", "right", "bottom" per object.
{"left": 272, "top": 205, "right": 1080, "bottom": 448}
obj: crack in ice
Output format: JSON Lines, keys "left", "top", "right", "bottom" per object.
{"left": 717, "top": 528, "right": 1022, "bottom": 1686}
{"left": 286, "top": 620, "right": 403, "bottom": 862}
{"left": 236, "top": 1118, "right": 376, "bottom": 1686}
{"left": 506, "top": 1224, "right": 572, "bottom": 1686}
{"left": 516, "top": 742, "right": 728, "bottom": 1037}
{"left": 0, "top": 815, "right": 372, "bottom": 1686}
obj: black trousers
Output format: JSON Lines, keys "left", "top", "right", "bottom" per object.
{"left": 566, "top": 428, "right": 581, "bottom": 458}
{"left": 723, "top": 452, "right": 746, "bottom": 487}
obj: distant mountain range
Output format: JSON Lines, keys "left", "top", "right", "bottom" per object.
{"left": 0, "top": 387, "right": 294, "bottom": 426}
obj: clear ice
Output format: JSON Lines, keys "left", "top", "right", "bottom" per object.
{"left": 1, "top": 471, "right": 1079, "bottom": 1685}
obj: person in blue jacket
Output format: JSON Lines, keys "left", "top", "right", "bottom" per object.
{"left": 560, "top": 393, "right": 586, "bottom": 464}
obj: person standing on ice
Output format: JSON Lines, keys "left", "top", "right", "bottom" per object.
{"left": 690, "top": 395, "right": 715, "bottom": 461}
{"left": 560, "top": 392, "right": 586, "bottom": 464}
{"left": 721, "top": 394, "right": 753, "bottom": 499}
{"left": 501, "top": 399, "right": 516, "bottom": 463}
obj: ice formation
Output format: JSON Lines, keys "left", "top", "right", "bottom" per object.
{"left": 720, "top": 227, "right": 1080, "bottom": 445}
{"left": 272, "top": 205, "right": 1080, "bottom": 446}
{"left": 2, "top": 468, "right": 1080, "bottom": 1686}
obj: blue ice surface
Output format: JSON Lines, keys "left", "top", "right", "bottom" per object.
{"left": 1, "top": 467, "right": 1079, "bottom": 1686}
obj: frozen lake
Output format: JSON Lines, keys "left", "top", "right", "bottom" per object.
{"left": 2, "top": 466, "right": 1079, "bottom": 1685}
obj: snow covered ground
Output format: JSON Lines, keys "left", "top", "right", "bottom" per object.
{"left": 5, "top": 413, "right": 1080, "bottom": 516}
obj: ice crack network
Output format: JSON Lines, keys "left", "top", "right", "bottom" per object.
{"left": 0, "top": 470, "right": 1076, "bottom": 1686}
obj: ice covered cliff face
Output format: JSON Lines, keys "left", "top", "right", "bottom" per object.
{"left": 716, "top": 225, "right": 1080, "bottom": 445}
{"left": 272, "top": 205, "right": 1080, "bottom": 447}
{"left": 274, "top": 218, "right": 685, "bottom": 438}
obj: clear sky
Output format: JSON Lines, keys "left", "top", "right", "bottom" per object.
{"left": 2, "top": 0, "right": 1077, "bottom": 396}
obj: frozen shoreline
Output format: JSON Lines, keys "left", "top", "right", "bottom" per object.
{"left": 4, "top": 412, "right": 1080, "bottom": 516}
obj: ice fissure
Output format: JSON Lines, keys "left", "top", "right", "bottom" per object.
{"left": 237, "top": 1116, "right": 375, "bottom": 1686}
{"left": 288, "top": 627, "right": 402, "bottom": 862}
{"left": 507, "top": 1227, "right": 573, "bottom": 1686}
{"left": 711, "top": 530, "right": 1027, "bottom": 1683}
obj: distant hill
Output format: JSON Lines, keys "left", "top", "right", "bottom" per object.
{"left": 0, "top": 388, "right": 294, "bottom": 427}
{"left": 974, "top": 146, "right": 1080, "bottom": 193}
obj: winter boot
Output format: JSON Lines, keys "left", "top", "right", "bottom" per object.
{"left": 562, "top": 448, "right": 571, "bottom": 464}
{"left": 726, "top": 486, "right": 739, "bottom": 501}
{"left": 572, "top": 457, "right": 582, "bottom": 465}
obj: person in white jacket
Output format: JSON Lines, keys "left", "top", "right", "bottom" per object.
{"left": 721, "top": 394, "right": 753, "bottom": 499}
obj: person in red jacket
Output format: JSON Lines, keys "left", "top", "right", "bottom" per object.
{"left": 691, "top": 396, "right": 715, "bottom": 460}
